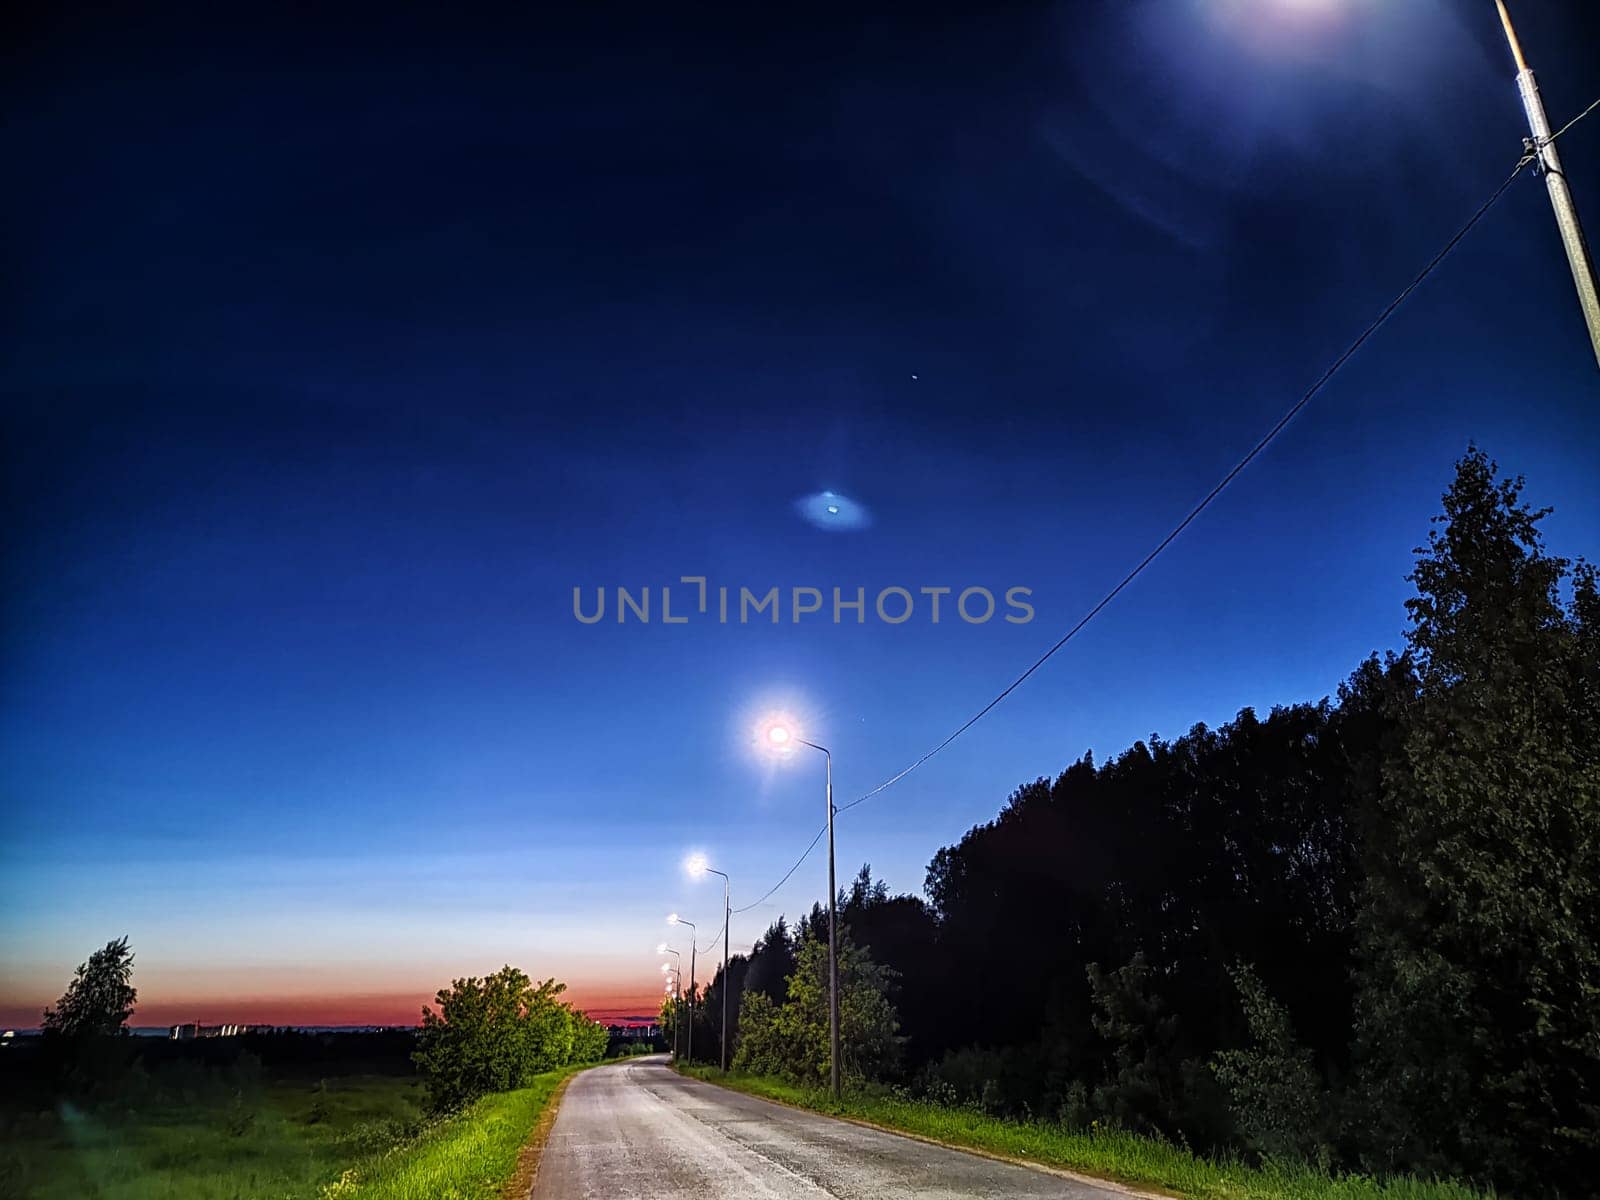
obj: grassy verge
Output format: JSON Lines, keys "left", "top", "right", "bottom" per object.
{"left": 675, "top": 1066, "right": 1491, "bottom": 1200}
{"left": 0, "top": 1073, "right": 425, "bottom": 1200}
{"left": 330, "top": 1064, "right": 588, "bottom": 1200}
{"left": 0, "top": 1063, "right": 599, "bottom": 1200}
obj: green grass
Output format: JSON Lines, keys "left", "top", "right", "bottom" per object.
{"left": 0, "top": 1065, "right": 591, "bottom": 1200}
{"left": 676, "top": 1066, "right": 1493, "bottom": 1200}
{"left": 0, "top": 1073, "right": 426, "bottom": 1200}
{"left": 328, "top": 1066, "right": 582, "bottom": 1200}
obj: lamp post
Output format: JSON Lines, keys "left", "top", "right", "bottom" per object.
{"left": 669, "top": 914, "right": 697, "bottom": 1064}
{"left": 1491, "top": 1, "right": 1600, "bottom": 368}
{"left": 765, "top": 722, "right": 841, "bottom": 1100}
{"left": 661, "top": 961, "right": 681, "bottom": 1045}
{"left": 688, "top": 855, "right": 731, "bottom": 1072}
{"left": 657, "top": 945, "right": 682, "bottom": 1059}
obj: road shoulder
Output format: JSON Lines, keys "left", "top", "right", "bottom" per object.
{"left": 503, "top": 1061, "right": 609, "bottom": 1199}
{"left": 673, "top": 1066, "right": 1178, "bottom": 1200}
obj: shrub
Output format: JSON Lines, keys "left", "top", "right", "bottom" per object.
{"left": 1212, "top": 963, "right": 1325, "bottom": 1162}
{"left": 413, "top": 967, "right": 607, "bottom": 1111}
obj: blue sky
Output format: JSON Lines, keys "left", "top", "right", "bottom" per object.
{"left": 3, "top": 0, "right": 1598, "bottom": 1023}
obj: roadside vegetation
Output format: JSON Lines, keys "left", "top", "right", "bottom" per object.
{"left": 665, "top": 449, "right": 1600, "bottom": 1200}
{"left": 316, "top": 1066, "right": 582, "bottom": 1200}
{"left": 413, "top": 967, "right": 608, "bottom": 1111}
{"left": 0, "top": 1065, "right": 425, "bottom": 1200}
{"left": 1, "top": 947, "right": 610, "bottom": 1198}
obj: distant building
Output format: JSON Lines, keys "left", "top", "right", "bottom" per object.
{"left": 605, "top": 1019, "right": 659, "bottom": 1041}
{"left": 169, "top": 1022, "right": 273, "bottom": 1040}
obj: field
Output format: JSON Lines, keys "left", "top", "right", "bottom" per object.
{"left": 675, "top": 1066, "right": 1494, "bottom": 1200}
{"left": 0, "top": 1042, "right": 585, "bottom": 1200}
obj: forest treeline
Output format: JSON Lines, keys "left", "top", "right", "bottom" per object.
{"left": 667, "top": 450, "right": 1600, "bottom": 1199}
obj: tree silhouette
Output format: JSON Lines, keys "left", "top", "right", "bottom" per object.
{"left": 43, "top": 936, "right": 137, "bottom": 1038}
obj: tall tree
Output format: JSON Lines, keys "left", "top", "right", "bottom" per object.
{"left": 743, "top": 918, "right": 797, "bottom": 1006}
{"left": 43, "top": 937, "right": 137, "bottom": 1038}
{"left": 1352, "top": 449, "right": 1600, "bottom": 1194}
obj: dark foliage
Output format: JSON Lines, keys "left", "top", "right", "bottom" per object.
{"left": 42, "top": 937, "right": 137, "bottom": 1039}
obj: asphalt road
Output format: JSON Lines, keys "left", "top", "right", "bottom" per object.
{"left": 530, "top": 1056, "right": 1137, "bottom": 1199}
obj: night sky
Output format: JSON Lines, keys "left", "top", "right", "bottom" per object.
{"left": 4, "top": 0, "right": 1599, "bottom": 1026}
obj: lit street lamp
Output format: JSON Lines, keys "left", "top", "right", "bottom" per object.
{"left": 764, "top": 720, "right": 842, "bottom": 1100}
{"left": 668, "top": 914, "right": 698, "bottom": 1064}
{"left": 688, "top": 854, "right": 732, "bottom": 1071}
{"left": 658, "top": 944, "right": 684, "bottom": 1059}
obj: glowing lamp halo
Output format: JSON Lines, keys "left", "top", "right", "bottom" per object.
{"left": 752, "top": 709, "right": 807, "bottom": 757}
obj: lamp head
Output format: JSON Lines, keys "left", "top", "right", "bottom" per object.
{"left": 684, "top": 852, "right": 709, "bottom": 879}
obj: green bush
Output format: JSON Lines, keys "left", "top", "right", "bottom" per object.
{"left": 731, "top": 930, "right": 900, "bottom": 1086}
{"left": 413, "top": 968, "right": 607, "bottom": 1111}
{"left": 1213, "top": 964, "right": 1325, "bottom": 1162}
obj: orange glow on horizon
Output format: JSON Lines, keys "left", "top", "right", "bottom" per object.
{"left": 0, "top": 983, "right": 669, "bottom": 1031}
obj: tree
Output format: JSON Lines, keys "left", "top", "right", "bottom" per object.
{"left": 1086, "top": 953, "right": 1183, "bottom": 1136}
{"left": 570, "top": 1007, "right": 609, "bottom": 1063}
{"left": 697, "top": 953, "right": 749, "bottom": 1066}
{"left": 1212, "top": 963, "right": 1325, "bottom": 1162}
{"left": 1351, "top": 449, "right": 1600, "bottom": 1194}
{"left": 743, "top": 918, "right": 797, "bottom": 1006}
{"left": 413, "top": 967, "right": 601, "bottom": 1111}
{"left": 43, "top": 937, "right": 137, "bottom": 1038}
{"left": 839, "top": 866, "right": 940, "bottom": 1062}
{"left": 733, "top": 929, "right": 900, "bottom": 1085}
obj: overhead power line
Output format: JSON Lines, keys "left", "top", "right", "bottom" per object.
{"left": 1544, "top": 93, "right": 1600, "bottom": 147}
{"left": 733, "top": 826, "right": 826, "bottom": 915}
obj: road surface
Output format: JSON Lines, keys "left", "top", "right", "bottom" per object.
{"left": 531, "top": 1056, "right": 1137, "bottom": 1199}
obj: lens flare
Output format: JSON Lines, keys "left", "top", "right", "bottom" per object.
{"left": 794, "top": 489, "right": 871, "bottom": 531}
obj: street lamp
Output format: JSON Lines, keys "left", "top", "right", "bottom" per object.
{"left": 689, "top": 856, "right": 732, "bottom": 1072}
{"left": 659, "top": 945, "right": 683, "bottom": 1060}
{"left": 763, "top": 719, "right": 842, "bottom": 1100}
{"left": 668, "top": 914, "right": 698, "bottom": 1065}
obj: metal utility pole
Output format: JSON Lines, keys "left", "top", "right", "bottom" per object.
{"left": 698, "top": 866, "right": 731, "bottom": 1071}
{"left": 824, "top": 746, "right": 840, "bottom": 1100}
{"left": 721, "top": 876, "right": 730, "bottom": 1072}
{"left": 1495, "top": 0, "right": 1600, "bottom": 369}
{"left": 762, "top": 723, "right": 842, "bottom": 1097}
{"left": 670, "top": 914, "right": 698, "bottom": 1065}
{"left": 659, "top": 946, "right": 681, "bottom": 1057}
